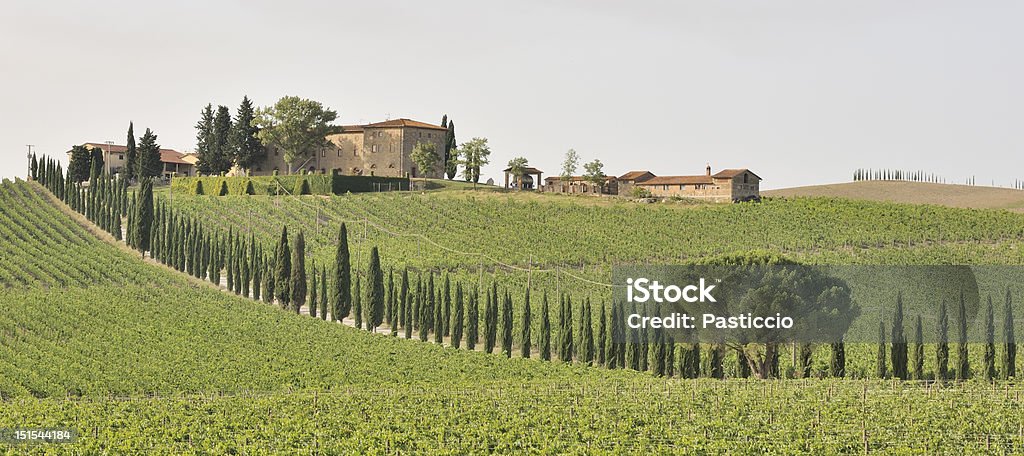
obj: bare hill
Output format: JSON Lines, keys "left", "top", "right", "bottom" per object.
{"left": 764, "top": 181, "right": 1024, "bottom": 212}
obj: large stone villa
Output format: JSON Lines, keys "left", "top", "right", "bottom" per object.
{"left": 540, "top": 165, "right": 761, "bottom": 202}
{"left": 251, "top": 118, "right": 448, "bottom": 178}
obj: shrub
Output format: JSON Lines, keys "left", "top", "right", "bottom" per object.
{"left": 194, "top": 180, "right": 205, "bottom": 195}
{"left": 243, "top": 180, "right": 255, "bottom": 195}
{"left": 294, "top": 178, "right": 311, "bottom": 195}
{"left": 631, "top": 187, "right": 652, "bottom": 198}
{"left": 218, "top": 180, "right": 229, "bottom": 196}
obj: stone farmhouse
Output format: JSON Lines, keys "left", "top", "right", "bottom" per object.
{"left": 540, "top": 165, "right": 760, "bottom": 202}
{"left": 251, "top": 118, "right": 447, "bottom": 178}
{"left": 69, "top": 143, "right": 196, "bottom": 179}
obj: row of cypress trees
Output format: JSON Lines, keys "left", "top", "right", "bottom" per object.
{"left": 35, "top": 153, "right": 130, "bottom": 242}
{"left": 877, "top": 291, "right": 1017, "bottom": 381}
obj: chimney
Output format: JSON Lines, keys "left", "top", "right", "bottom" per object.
{"left": 706, "top": 164, "right": 711, "bottom": 176}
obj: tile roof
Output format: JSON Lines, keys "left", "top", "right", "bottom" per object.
{"left": 637, "top": 175, "right": 714, "bottom": 185}
{"left": 79, "top": 143, "right": 190, "bottom": 165}
{"left": 617, "top": 170, "right": 655, "bottom": 181}
{"left": 712, "top": 169, "right": 762, "bottom": 180}
{"left": 363, "top": 118, "right": 447, "bottom": 131}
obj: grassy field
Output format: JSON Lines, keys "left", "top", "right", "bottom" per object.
{"left": 765, "top": 180, "right": 1024, "bottom": 211}
{"left": 5, "top": 177, "right": 1024, "bottom": 453}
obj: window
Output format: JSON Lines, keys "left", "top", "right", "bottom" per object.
{"left": 371, "top": 144, "right": 378, "bottom": 153}
{"left": 663, "top": 185, "right": 668, "bottom": 191}
{"left": 118, "top": 154, "right": 124, "bottom": 160}
{"left": 353, "top": 148, "right": 357, "bottom": 157}
{"left": 743, "top": 173, "right": 749, "bottom": 184}
{"left": 428, "top": 133, "right": 432, "bottom": 138}
{"left": 321, "top": 149, "right": 326, "bottom": 157}
{"left": 418, "top": 132, "right": 422, "bottom": 138}
{"left": 678, "top": 184, "right": 684, "bottom": 190}
{"left": 338, "top": 149, "right": 342, "bottom": 157}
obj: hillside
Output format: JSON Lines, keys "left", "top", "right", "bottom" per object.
{"left": 764, "top": 181, "right": 1024, "bottom": 211}
{"left": 5, "top": 178, "right": 1024, "bottom": 452}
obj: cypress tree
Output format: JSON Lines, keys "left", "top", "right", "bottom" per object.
{"left": 466, "top": 289, "right": 478, "bottom": 349}
{"left": 891, "top": 293, "right": 908, "bottom": 380}
{"left": 30, "top": 153, "right": 37, "bottom": 180}
{"left": 665, "top": 336, "right": 676, "bottom": 377}
{"left": 937, "top": 299, "right": 949, "bottom": 381}
{"left": 405, "top": 275, "right": 417, "bottom": 340}
{"left": 137, "top": 128, "right": 161, "bottom": 179}
{"left": 442, "top": 274, "right": 451, "bottom": 337}
{"left": 125, "top": 122, "right": 137, "bottom": 181}
{"left": 877, "top": 319, "right": 887, "bottom": 378}
{"left": 830, "top": 342, "right": 845, "bottom": 378}
{"left": 250, "top": 240, "right": 260, "bottom": 300}
{"left": 225, "top": 231, "right": 235, "bottom": 289}
{"left": 367, "top": 247, "right": 384, "bottom": 332}
{"left": 420, "top": 274, "right": 433, "bottom": 341}
{"left": 984, "top": 296, "right": 996, "bottom": 381}
{"left": 262, "top": 257, "right": 274, "bottom": 304}
{"left": 559, "top": 294, "right": 574, "bottom": 362}
{"left": 240, "top": 237, "right": 251, "bottom": 297}
{"left": 797, "top": 344, "right": 811, "bottom": 379}
{"left": 484, "top": 283, "right": 497, "bottom": 353}
{"left": 501, "top": 291, "right": 513, "bottom": 358}
{"left": 1004, "top": 289, "right": 1016, "bottom": 379}
{"left": 520, "top": 289, "right": 531, "bottom": 358}
{"left": 912, "top": 316, "right": 924, "bottom": 380}
{"left": 539, "top": 292, "right": 551, "bottom": 361}
{"left": 112, "top": 206, "right": 122, "bottom": 241}
{"left": 232, "top": 95, "right": 265, "bottom": 172}
{"left": 134, "top": 178, "right": 153, "bottom": 254}
{"left": 275, "top": 226, "right": 291, "bottom": 309}
{"left": 582, "top": 298, "right": 594, "bottom": 365}
{"left": 956, "top": 292, "right": 970, "bottom": 381}
{"left": 452, "top": 283, "right": 464, "bottom": 349}
{"left": 290, "top": 231, "right": 307, "bottom": 313}
{"left": 399, "top": 268, "right": 409, "bottom": 330}
{"left": 433, "top": 286, "right": 444, "bottom": 343}
{"left": 333, "top": 223, "right": 351, "bottom": 321}
{"left": 309, "top": 261, "right": 318, "bottom": 317}
{"left": 353, "top": 275, "right": 363, "bottom": 329}
{"left": 218, "top": 180, "right": 229, "bottom": 196}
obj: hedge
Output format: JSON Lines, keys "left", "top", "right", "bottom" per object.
{"left": 171, "top": 174, "right": 409, "bottom": 196}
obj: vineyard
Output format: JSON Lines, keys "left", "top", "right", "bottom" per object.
{"left": 4, "top": 171, "right": 1024, "bottom": 452}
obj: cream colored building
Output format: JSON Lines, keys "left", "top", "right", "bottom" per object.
{"left": 252, "top": 118, "right": 448, "bottom": 178}
{"left": 72, "top": 143, "right": 195, "bottom": 179}
{"left": 634, "top": 167, "right": 761, "bottom": 202}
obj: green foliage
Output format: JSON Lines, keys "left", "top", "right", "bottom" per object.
{"left": 218, "top": 180, "right": 229, "bottom": 196}
{"left": 410, "top": 142, "right": 440, "bottom": 178}
{"left": 290, "top": 231, "right": 307, "bottom": 312}
{"left": 891, "top": 293, "right": 908, "bottom": 380}
{"left": 67, "top": 145, "right": 92, "bottom": 183}
{"left": 125, "top": 122, "right": 138, "bottom": 181}
{"left": 137, "top": 128, "right": 162, "bottom": 179}
{"left": 255, "top": 96, "right": 337, "bottom": 171}
{"left": 458, "top": 137, "right": 491, "bottom": 183}
{"left": 275, "top": 226, "right": 291, "bottom": 308}
{"left": 193, "top": 179, "right": 205, "bottom": 195}
{"left": 294, "top": 177, "right": 311, "bottom": 195}
{"left": 333, "top": 223, "right": 351, "bottom": 321}
{"left": 367, "top": 247, "right": 384, "bottom": 331}
{"left": 232, "top": 96, "right": 264, "bottom": 171}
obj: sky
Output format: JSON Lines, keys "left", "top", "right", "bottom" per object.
{"left": 1, "top": 0, "right": 1021, "bottom": 189}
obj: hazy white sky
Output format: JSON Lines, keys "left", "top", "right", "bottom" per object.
{"left": 1, "top": 0, "right": 1020, "bottom": 189}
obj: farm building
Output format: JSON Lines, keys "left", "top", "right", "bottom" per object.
{"left": 540, "top": 165, "right": 760, "bottom": 202}
{"left": 69, "top": 143, "right": 196, "bottom": 179}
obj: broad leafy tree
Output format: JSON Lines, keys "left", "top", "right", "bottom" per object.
{"left": 458, "top": 137, "right": 491, "bottom": 184}
{"left": 255, "top": 96, "right": 337, "bottom": 173}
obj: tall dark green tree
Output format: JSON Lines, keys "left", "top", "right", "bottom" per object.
{"left": 937, "top": 299, "right": 949, "bottom": 381}
{"left": 67, "top": 145, "right": 92, "bottom": 183}
{"left": 911, "top": 316, "right": 924, "bottom": 380}
{"left": 484, "top": 284, "right": 498, "bottom": 353}
{"left": 501, "top": 291, "right": 513, "bottom": 358}
{"left": 466, "top": 289, "right": 478, "bottom": 350}
{"left": 195, "top": 104, "right": 215, "bottom": 175}
{"left": 333, "top": 223, "right": 351, "bottom": 321}
{"left": 597, "top": 304, "right": 607, "bottom": 366}
{"left": 125, "top": 122, "right": 138, "bottom": 181}
{"left": 442, "top": 274, "right": 451, "bottom": 337}
{"left": 232, "top": 96, "right": 264, "bottom": 172}
{"left": 984, "top": 296, "right": 996, "bottom": 381}
{"left": 539, "top": 292, "right": 551, "bottom": 361}
{"left": 582, "top": 298, "right": 594, "bottom": 365}
{"left": 399, "top": 268, "right": 409, "bottom": 330}
{"left": 210, "top": 105, "right": 234, "bottom": 175}
{"left": 1004, "top": 289, "right": 1017, "bottom": 379}
{"left": 559, "top": 294, "right": 574, "bottom": 362}
{"left": 452, "top": 283, "right": 464, "bottom": 349}
{"left": 134, "top": 178, "right": 154, "bottom": 254}
{"left": 891, "top": 293, "right": 908, "bottom": 380}
{"left": 290, "top": 231, "right": 307, "bottom": 313}
{"left": 367, "top": 247, "right": 385, "bottom": 332}
{"left": 830, "top": 342, "right": 845, "bottom": 378}
{"left": 137, "top": 128, "right": 162, "bottom": 179}
{"left": 520, "top": 289, "right": 531, "bottom": 358}
{"left": 956, "top": 292, "right": 970, "bottom": 381}
{"left": 275, "top": 226, "right": 292, "bottom": 309}
{"left": 308, "top": 261, "right": 318, "bottom": 317}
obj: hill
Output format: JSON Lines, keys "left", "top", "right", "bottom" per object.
{"left": 5, "top": 176, "right": 1024, "bottom": 453}
{"left": 764, "top": 181, "right": 1024, "bottom": 211}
